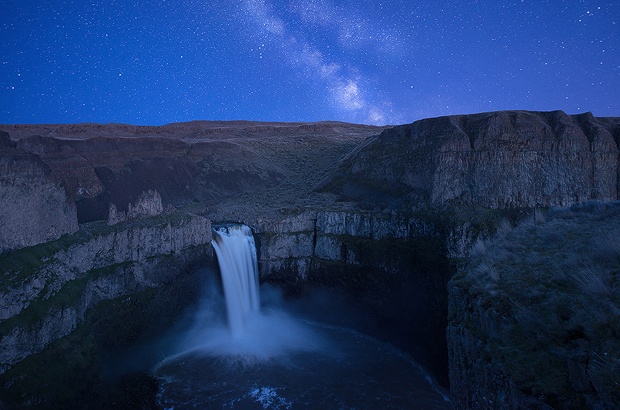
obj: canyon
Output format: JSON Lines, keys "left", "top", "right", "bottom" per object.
{"left": 1, "top": 110, "right": 620, "bottom": 408}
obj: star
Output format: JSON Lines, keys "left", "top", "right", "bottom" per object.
{"left": 0, "top": 0, "right": 617, "bottom": 125}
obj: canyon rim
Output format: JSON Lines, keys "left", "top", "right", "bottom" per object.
{"left": 1, "top": 110, "right": 620, "bottom": 409}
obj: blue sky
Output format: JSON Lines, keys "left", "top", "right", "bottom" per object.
{"left": 1, "top": 0, "right": 618, "bottom": 125}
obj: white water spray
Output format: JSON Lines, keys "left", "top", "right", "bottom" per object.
{"left": 163, "top": 224, "right": 322, "bottom": 360}
{"left": 156, "top": 227, "right": 452, "bottom": 408}
{"left": 211, "top": 225, "right": 260, "bottom": 338}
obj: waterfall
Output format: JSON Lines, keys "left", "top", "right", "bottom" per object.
{"left": 211, "top": 224, "right": 260, "bottom": 338}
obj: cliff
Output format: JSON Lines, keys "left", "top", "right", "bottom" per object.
{"left": 0, "top": 131, "right": 78, "bottom": 253}
{"left": 448, "top": 202, "right": 620, "bottom": 409}
{"left": 0, "top": 212, "right": 211, "bottom": 374}
{"left": 251, "top": 208, "right": 454, "bottom": 384}
{"left": 254, "top": 210, "right": 438, "bottom": 279}
{"left": 2, "top": 112, "right": 620, "bottom": 407}
{"left": 321, "top": 111, "right": 620, "bottom": 209}
{"left": 2, "top": 121, "right": 384, "bottom": 224}
{"left": 0, "top": 120, "right": 386, "bottom": 407}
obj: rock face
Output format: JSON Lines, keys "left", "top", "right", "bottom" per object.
{"left": 107, "top": 189, "right": 164, "bottom": 225}
{"left": 2, "top": 113, "right": 620, "bottom": 407}
{"left": 447, "top": 282, "right": 552, "bottom": 409}
{"left": 255, "top": 210, "right": 438, "bottom": 278}
{"left": 253, "top": 209, "right": 452, "bottom": 384}
{"left": 322, "top": 111, "right": 620, "bottom": 209}
{"left": 0, "top": 131, "right": 78, "bottom": 253}
{"left": 0, "top": 213, "right": 211, "bottom": 373}
{"left": 448, "top": 203, "right": 620, "bottom": 409}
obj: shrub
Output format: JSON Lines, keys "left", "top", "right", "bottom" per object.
{"left": 460, "top": 201, "right": 620, "bottom": 407}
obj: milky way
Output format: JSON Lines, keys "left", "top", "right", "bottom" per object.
{"left": 1, "top": 0, "right": 618, "bottom": 125}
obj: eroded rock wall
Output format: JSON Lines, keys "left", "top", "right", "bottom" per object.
{"left": 0, "top": 214, "right": 212, "bottom": 374}
{"left": 254, "top": 210, "right": 438, "bottom": 278}
{"left": 0, "top": 131, "right": 78, "bottom": 253}
{"left": 253, "top": 209, "right": 453, "bottom": 384}
{"left": 324, "top": 111, "right": 620, "bottom": 209}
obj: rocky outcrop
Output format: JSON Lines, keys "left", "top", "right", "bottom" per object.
{"left": 447, "top": 282, "right": 553, "bottom": 409}
{"left": 0, "top": 131, "right": 78, "bottom": 253}
{"left": 254, "top": 212, "right": 317, "bottom": 279}
{"left": 254, "top": 210, "right": 438, "bottom": 279}
{"left": 448, "top": 202, "right": 620, "bottom": 409}
{"left": 15, "top": 134, "right": 105, "bottom": 201}
{"left": 253, "top": 209, "right": 452, "bottom": 385}
{"left": 0, "top": 213, "right": 212, "bottom": 373}
{"left": 107, "top": 189, "right": 164, "bottom": 225}
{"left": 322, "top": 111, "right": 620, "bottom": 209}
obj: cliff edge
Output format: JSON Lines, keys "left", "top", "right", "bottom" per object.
{"left": 448, "top": 202, "right": 620, "bottom": 409}
{"left": 321, "top": 111, "right": 620, "bottom": 209}
{"left": 0, "top": 131, "right": 78, "bottom": 253}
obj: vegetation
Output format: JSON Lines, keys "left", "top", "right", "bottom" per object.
{"left": 0, "top": 263, "right": 128, "bottom": 337}
{"left": 0, "top": 243, "right": 207, "bottom": 408}
{"left": 0, "top": 212, "right": 211, "bottom": 408}
{"left": 454, "top": 201, "right": 620, "bottom": 408}
{"left": 0, "top": 264, "right": 202, "bottom": 409}
{"left": 0, "top": 211, "right": 197, "bottom": 293}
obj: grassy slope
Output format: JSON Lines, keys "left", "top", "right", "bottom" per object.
{"left": 453, "top": 201, "right": 620, "bottom": 408}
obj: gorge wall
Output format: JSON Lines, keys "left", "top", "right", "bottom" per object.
{"left": 321, "top": 110, "right": 620, "bottom": 209}
{"left": 1, "top": 111, "right": 620, "bottom": 408}
{"left": 253, "top": 209, "right": 453, "bottom": 382}
{"left": 0, "top": 131, "right": 78, "bottom": 253}
{"left": 0, "top": 212, "right": 214, "bottom": 407}
{"left": 0, "top": 121, "right": 387, "bottom": 407}
{"left": 448, "top": 203, "right": 620, "bottom": 409}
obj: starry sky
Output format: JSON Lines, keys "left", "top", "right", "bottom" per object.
{"left": 1, "top": 0, "right": 618, "bottom": 125}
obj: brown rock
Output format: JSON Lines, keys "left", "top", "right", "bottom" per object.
{"left": 0, "top": 135, "right": 78, "bottom": 253}
{"left": 323, "top": 110, "right": 620, "bottom": 209}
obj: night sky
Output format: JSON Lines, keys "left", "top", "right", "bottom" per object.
{"left": 1, "top": 0, "right": 618, "bottom": 126}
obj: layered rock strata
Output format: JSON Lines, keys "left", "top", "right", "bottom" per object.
{"left": 323, "top": 111, "right": 620, "bottom": 209}
{"left": 255, "top": 210, "right": 437, "bottom": 279}
{"left": 253, "top": 209, "right": 452, "bottom": 384}
{"left": 0, "top": 213, "right": 211, "bottom": 374}
{"left": 0, "top": 131, "right": 78, "bottom": 253}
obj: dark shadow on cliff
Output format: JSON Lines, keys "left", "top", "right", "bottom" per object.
{"left": 285, "top": 275, "right": 452, "bottom": 388}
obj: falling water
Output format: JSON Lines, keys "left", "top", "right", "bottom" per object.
{"left": 211, "top": 225, "right": 260, "bottom": 338}
{"left": 154, "top": 224, "right": 452, "bottom": 408}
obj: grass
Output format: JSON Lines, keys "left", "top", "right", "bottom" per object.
{"left": 0, "top": 211, "right": 199, "bottom": 293}
{"left": 0, "top": 210, "right": 206, "bottom": 355}
{"left": 0, "top": 268, "right": 200, "bottom": 409}
{"left": 0, "top": 262, "right": 130, "bottom": 339}
{"left": 454, "top": 201, "right": 620, "bottom": 408}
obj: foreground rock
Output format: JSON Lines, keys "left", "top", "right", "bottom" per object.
{"left": 449, "top": 202, "right": 620, "bottom": 409}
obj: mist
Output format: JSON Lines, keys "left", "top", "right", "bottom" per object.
{"left": 161, "top": 274, "right": 327, "bottom": 363}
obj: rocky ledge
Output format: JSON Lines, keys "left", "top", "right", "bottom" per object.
{"left": 448, "top": 202, "right": 620, "bottom": 409}
{"left": 0, "top": 212, "right": 211, "bottom": 374}
{"left": 321, "top": 110, "right": 620, "bottom": 209}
